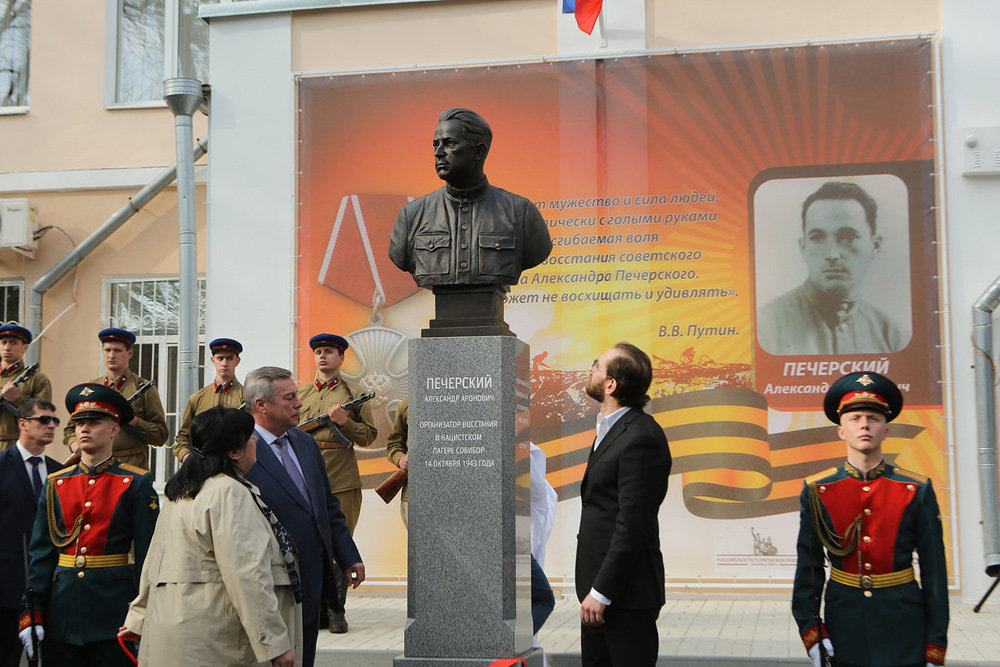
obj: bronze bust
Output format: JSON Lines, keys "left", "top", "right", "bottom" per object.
{"left": 388, "top": 108, "right": 552, "bottom": 289}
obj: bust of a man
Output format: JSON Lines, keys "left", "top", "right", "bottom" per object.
{"left": 388, "top": 108, "right": 552, "bottom": 288}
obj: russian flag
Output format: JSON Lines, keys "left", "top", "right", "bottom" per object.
{"left": 562, "top": 0, "right": 603, "bottom": 35}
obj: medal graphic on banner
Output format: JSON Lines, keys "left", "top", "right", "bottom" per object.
{"left": 318, "top": 194, "right": 414, "bottom": 447}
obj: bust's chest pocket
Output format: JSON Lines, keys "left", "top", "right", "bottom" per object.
{"left": 478, "top": 233, "right": 516, "bottom": 279}
{"left": 413, "top": 233, "right": 452, "bottom": 276}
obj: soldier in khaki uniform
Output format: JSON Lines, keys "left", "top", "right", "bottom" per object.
{"left": 0, "top": 324, "right": 52, "bottom": 451}
{"left": 63, "top": 328, "right": 168, "bottom": 470}
{"left": 297, "top": 333, "right": 377, "bottom": 633}
{"left": 172, "top": 338, "right": 244, "bottom": 462}
{"left": 385, "top": 398, "right": 409, "bottom": 526}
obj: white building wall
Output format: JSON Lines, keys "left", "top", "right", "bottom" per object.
{"left": 941, "top": 0, "right": 1000, "bottom": 604}
{"left": 206, "top": 14, "right": 297, "bottom": 372}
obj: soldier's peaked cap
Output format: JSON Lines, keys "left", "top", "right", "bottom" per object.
{"left": 823, "top": 372, "right": 903, "bottom": 424}
{"left": 65, "top": 383, "right": 134, "bottom": 424}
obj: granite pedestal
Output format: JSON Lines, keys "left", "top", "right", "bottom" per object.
{"left": 395, "top": 336, "right": 540, "bottom": 667}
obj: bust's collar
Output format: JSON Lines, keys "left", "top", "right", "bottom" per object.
{"left": 445, "top": 177, "right": 490, "bottom": 202}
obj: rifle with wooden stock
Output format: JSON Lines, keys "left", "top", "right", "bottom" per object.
{"left": 63, "top": 380, "right": 156, "bottom": 467}
{"left": 375, "top": 468, "right": 407, "bottom": 503}
{"left": 296, "top": 391, "right": 375, "bottom": 447}
{"left": 0, "top": 362, "right": 40, "bottom": 417}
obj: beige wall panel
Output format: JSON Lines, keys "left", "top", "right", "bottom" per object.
{"left": 0, "top": 1, "right": 207, "bottom": 174}
{"left": 292, "top": 0, "right": 556, "bottom": 73}
{"left": 0, "top": 186, "right": 207, "bottom": 454}
{"left": 647, "top": 0, "right": 939, "bottom": 49}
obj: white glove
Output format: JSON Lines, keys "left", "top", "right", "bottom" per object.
{"left": 807, "top": 638, "right": 833, "bottom": 667}
{"left": 19, "top": 625, "right": 44, "bottom": 658}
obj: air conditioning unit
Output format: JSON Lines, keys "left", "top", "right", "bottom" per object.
{"left": 0, "top": 199, "right": 38, "bottom": 258}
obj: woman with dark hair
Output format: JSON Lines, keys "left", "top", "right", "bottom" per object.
{"left": 119, "top": 406, "right": 301, "bottom": 666}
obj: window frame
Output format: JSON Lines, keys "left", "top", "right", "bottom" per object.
{"left": 0, "top": 0, "right": 31, "bottom": 112}
{"left": 104, "top": 0, "right": 211, "bottom": 109}
{"left": 0, "top": 278, "right": 25, "bottom": 324}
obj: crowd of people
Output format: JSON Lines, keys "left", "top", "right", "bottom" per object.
{"left": 0, "top": 320, "right": 950, "bottom": 667}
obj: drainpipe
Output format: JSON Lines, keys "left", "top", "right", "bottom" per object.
{"left": 26, "top": 137, "right": 209, "bottom": 365}
{"left": 973, "top": 274, "right": 1000, "bottom": 576}
{"left": 163, "top": 78, "right": 204, "bottom": 425}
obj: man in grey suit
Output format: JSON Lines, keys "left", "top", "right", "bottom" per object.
{"left": 0, "top": 399, "right": 61, "bottom": 666}
{"left": 243, "top": 367, "right": 365, "bottom": 667}
{"left": 576, "top": 343, "right": 672, "bottom": 666}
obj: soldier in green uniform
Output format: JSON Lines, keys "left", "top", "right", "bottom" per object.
{"left": 172, "top": 337, "right": 244, "bottom": 462}
{"left": 19, "top": 382, "right": 159, "bottom": 666}
{"left": 297, "top": 333, "right": 377, "bottom": 633}
{"left": 385, "top": 398, "right": 409, "bottom": 526}
{"left": 63, "top": 328, "right": 168, "bottom": 470}
{"left": 792, "top": 372, "right": 948, "bottom": 666}
{"left": 0, "top": 324, "right": 52, "bottom": 451}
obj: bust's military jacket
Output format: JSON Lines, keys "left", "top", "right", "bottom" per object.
{"left": 792, "top": 461, "right": 948, "bottom": 665}
{"left": 20, "top": 457, "right": 159, "bottom": 645}
{"left": 298, "top": 376, "right": 377, "bottom": 494}
{"left": 388, "top": 179, "right": 552, "bottom": 287}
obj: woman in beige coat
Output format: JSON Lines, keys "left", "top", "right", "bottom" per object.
{"left": 120, "top": 407, "right": 302, "bottom": 666}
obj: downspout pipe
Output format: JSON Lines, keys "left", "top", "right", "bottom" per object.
{"left": 973, "top": 273, "right": 1000, "bottom": 576}
{"left": 164, "top": 78, "right": 204, "bottom": 430}
{"left": 25, "top": 137, "right": 209, "bottom": 365}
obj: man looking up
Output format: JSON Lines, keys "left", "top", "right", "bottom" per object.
{"left": 20, "top": 384, "right": 158, "bottom": 666}
{"left": 172, "top": 338, "right": 244, "bottom": 462}
{"left": 297, "top": 333, "right": 377, "bottom": 633}
{"left": 792, "top": 372, "right": 947, "bottom": 666}
{"left": 576, "top": 343, "right": 671, "bottom": 666}
{"left": 243, "top": 366, "right": 364, "bottom": 667}
{"left": 0, "top": 324, "right": 52, "bottom": 451}
{"left": 0, "top": 399, "right": 61, "bottom": 666}
{"left": 63, "top": 328, "right": 168, "bottom": 470}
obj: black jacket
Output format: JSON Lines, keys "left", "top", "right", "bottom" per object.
{"left": 575, "top": 408, "right": 671, "bottom": 609}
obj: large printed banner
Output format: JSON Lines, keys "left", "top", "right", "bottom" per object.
{"left": 297, "top": 39, "right": 949, "bottom": 584}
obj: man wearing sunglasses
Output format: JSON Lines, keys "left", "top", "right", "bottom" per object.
{"left": 0, "top": 398, "right": 61, "bottom": 665}
{"left": 0, "top": 324, "right": 52, "bottom": 452}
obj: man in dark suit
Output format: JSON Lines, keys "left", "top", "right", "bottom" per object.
{"left": 242, "top": 366, "right": 365, "bottom": 667}
{"left": 0, "top": 399, "right": 61, "bottom": 666}
{"left": 576, "top": 343, "right": 672, "bottom": 666}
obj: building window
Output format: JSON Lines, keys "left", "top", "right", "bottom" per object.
{"left": 0, "top": 279, "right": 23, "bottom": 323}
{"left": 104, "top": 276, "right": 206, "bottom": 483}
{"left": 0, "top": 0, "right": 30, "bottom": 108}
{"left": 110, "top": 0, "right": 213, "bottom": 106}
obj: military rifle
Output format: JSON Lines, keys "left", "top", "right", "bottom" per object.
{"left": 297, "top": 392, "right": 375, "bottom": 447}
{"left": 0, "top": 362, "right": 40, "bottom": 417}
{"left": 375, "top": 468, "right": 408, "bottom": 503}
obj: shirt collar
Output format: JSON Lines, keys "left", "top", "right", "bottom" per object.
{"left": 256, "top": 425, "right": 282, "bottom": 447}
{"left": 596, "top": 406, "right": 630, "bottom": 432}
{"left": 315, "top": 376, "right": 340, "bottom": 391}
{"left": 104, "top": 373, "right": 128, "bottom": 392}
{"left": 445, "top": 176, "right": 490, "bottom": 202}
{"left": 1, "top": 360, "right": 22, "bottom": 376}
{"left": 15, "top": 441, "right": 39, "bottom": 463}
{"left": 79, "top": 455, "right": 116, "bottom": 476}
{"left": 215, "top": 379, "right": 235, "bottom": 393}
{"left": 803, "top": 280, "right": 859, "bottom": 325}
{"left": 844, "top": 459, "right": 888, "bottom": 481}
